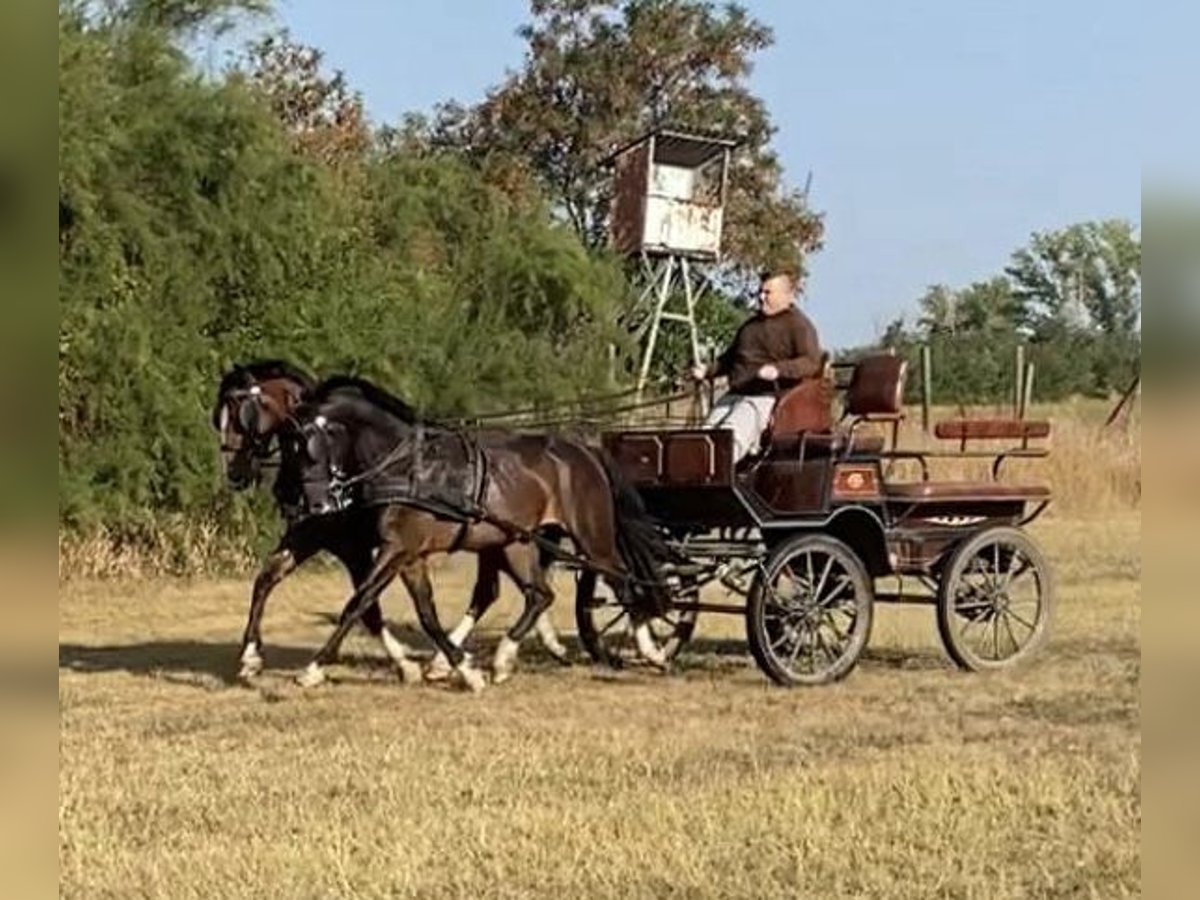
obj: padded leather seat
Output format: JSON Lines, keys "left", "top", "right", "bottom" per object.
{"left": 762, "top": 353, "right": 906, "bottom": 461}
{"left": 766, "top": 430, "right": 886, "bottom": 457}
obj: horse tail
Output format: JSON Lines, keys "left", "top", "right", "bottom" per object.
{"left": 592, "top": 447, "right": 679, "bottom": 616}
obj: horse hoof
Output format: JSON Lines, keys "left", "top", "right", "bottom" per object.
{"left": 238, "top": 660, "right": 263, "bottom": 681}
{"left": 397, "top": 660, "right": 424, "bottom": 684}
{"left": 238, "top": 645, "right": 264, "bottom": 680}
{"left": 296, "top": 663, "right": 327, "bottom": 688}
{"left": 457, "top": 664, "right": 487, "bottom": 693}
{"left": 424, "top": 656, "right": 453, "bottom": 682}
{"left": 491, "top": 637, "right": 520, "bottom": 686}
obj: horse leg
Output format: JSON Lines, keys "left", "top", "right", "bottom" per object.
{"left": 358, "top": 598, "right": 424, "bottom": 684}
{"left": 426, "top": 548, "right": 503, "bottom": 682}
{"left": 565, "top": 493, "right": 670, "bottom": 670}
{"left": 532, "top": 533, "right": 569, "bottom": 663}
{"left": 297, "top": 546, "right": 407, "bottom": 688}
{"left": 326, "top": 544, "right": 423, "bottom": 684}
{"left": 400, "top": 558, "right": 487, "bottom": 693}
{"left": 239, "top": 537, "right": 316, "bottom": 679}
{"left": 491, "top": 542, "right": 555, "bottom": 685}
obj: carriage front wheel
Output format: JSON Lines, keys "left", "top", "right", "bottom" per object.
{"left": 746, "top": 535, "right": 874, "bottom": 686}
{"left": 575, "top": 569, "right": 698, "bottom": 669}
{"left": 936, "top": 526, "right": 1053, "bottom": 671}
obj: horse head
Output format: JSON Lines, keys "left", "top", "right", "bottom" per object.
{"left": 212, "top": 360, "right": 315, "bottom": 490}
{"left": 281, "top": 377, "right": 419, "bottom": 517}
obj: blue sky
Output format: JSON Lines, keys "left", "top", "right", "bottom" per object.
{"left": 215, "top": 0, "right": 1161, "bottom": 350}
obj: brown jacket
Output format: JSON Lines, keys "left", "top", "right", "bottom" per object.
{"left": 712, "top": 306, "right": 823, "bottom": 395}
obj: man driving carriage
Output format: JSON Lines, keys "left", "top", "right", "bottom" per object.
{"left": 690, "top": 266, "right": 825, "bottom": 462}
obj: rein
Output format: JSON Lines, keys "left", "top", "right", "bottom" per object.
{"left": 451, "top": 386, "right": 699, "bottom": 430}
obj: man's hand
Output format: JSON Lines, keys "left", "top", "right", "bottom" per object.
{"left": 689, "top": 363, "right": 709, "bottom": 382}
{"left": 757, "top": 363, "right": 780, "bottom": 382}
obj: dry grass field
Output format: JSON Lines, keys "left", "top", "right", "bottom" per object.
{"left": 60, "top": 398, "right": 1140, "bottom": 897}
{"left": 60, "top": 508, "right": 1140, "bottom": 898}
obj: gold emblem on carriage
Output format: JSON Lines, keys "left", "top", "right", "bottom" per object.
{"left": 832, "top": 464, "right": 880, "bottom": 498}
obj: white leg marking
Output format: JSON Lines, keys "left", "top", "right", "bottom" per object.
{"left": 238, "top": 642, "right": 264, "bottom": 679}
{"left": 634, "top": 622, "right": 669, "bottom": 668}
{"left": 380, "top": 629, "right": 423, "bottom": 683}
{"left": 492, "top": 636, "right": 520, "bottom": 685}
{"left": 534, "top": 612, "right": 569, "bottom": 661}
{"left": 448, "top": 613, "right": 476, "bottom": 646}
{"left": 427, "top": 614, "right": 476, "bottom": 681}
{"left": 297, "top": 661, "right": 327, "bottom": 688}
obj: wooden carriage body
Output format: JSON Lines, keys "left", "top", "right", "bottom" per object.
{"left": 602, "top": 354, "right": 1051, "bottom": 579}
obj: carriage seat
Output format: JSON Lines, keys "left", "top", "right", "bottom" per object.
{"left": 761, "top": 353, "right": 905, "bottom": 459}
{"left": 766, "top": 430, "right": 887, "bottom": 457}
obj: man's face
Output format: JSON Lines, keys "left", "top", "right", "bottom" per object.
{"left": 758, "top": 274, "right": 795, "bottom": 315}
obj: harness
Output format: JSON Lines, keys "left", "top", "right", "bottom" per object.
{"left": 299, "top": 420, "right": 668, "bottom": 591}
{"left": 303, "top": 418, "right": 488, "bottom": 553}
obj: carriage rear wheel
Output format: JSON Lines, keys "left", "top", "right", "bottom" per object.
{"left": 575, "top": 569, "right": 698, "bottom": 669}
{"left": 936, "top": 526, "right": 1053, "bottom": 671}
{"left": 746, "top": 535, "right": 874, "bottom": 686}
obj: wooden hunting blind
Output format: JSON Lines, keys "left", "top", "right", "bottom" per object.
{"left": 608, "top": 130, "right": 737, "bottom": 260}
{"left": 605, "top": 130, "right": 739, "bottom": 397}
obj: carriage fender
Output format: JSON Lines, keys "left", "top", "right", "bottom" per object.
{"left": 823, "top": 507, "right": 890, "bottom": 577}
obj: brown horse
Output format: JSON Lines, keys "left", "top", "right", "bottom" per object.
{"left": 284, "top": 376, "right": 678, "bottom": 691}
{"left": 211, "top": 362, "right": 569, "bottom": 683}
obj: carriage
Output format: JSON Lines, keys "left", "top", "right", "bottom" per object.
{"left": 574, "top": 354, "right": 1055, "bottom": 686}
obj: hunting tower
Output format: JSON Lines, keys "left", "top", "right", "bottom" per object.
{"left": 607, "top": 129, "right": 737, "bottom": 395}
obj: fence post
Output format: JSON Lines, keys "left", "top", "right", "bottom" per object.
{"left": 920, "top": 344, "right": 932, "bottom": 433}
{"left": 1021, "top": 362, "right": 1035, "bottom": 419}
{"left": 1014, "top": 344, "right": 1025, "bottom": 418}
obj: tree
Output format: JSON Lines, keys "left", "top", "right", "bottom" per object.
{"left": 1006, "top": 220, "right": 1141, "bottom": 338}
{"left": 433, "top": 0, "right": 823, "bottom": 285}
{"left": 916, "top": 284, "right": 958, "bottom": 335}
{"left": 240, "top": 29, "right": 371, "bottom": 172}
{"left": 58, "top": 1, "right": 633, "bottom": 566}
{"left": 915, "top": 278, "right": 1023, "bottom": 337}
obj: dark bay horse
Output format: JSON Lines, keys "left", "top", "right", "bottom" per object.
{"left": 211, "top": 362, "right": 569, "bottom": 684}
{"left": 285, "top": 376, "right": 678, "bottom": 691}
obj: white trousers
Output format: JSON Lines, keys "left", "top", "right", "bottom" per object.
{"left": 704, "top": 393, "right": 777, "bottom": 463}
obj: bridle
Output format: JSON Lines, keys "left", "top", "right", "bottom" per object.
{"left": 289, "top": 415, "right": 336, "bottom": 508}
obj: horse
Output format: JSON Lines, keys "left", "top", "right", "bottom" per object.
{"left": 211, "top": 361, "right": 570, "bottom": 684}
{"left": 283, "top": 375, "right": 679, "bottom": 691}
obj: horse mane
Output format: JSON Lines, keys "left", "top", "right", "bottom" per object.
{"left": 218, "top": 359, "right": 317, "bottom": 396}
{"left": 312, "top": 375, "right": 419, "bottom": 423}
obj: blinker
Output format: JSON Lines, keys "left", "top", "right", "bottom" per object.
{"left": 238, "top": 398, "right": 261, "bottom": 432}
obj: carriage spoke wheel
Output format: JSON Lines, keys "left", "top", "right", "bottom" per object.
{"left": 575, "top": 569, "right": 698, "bottom": 669}
{"left": 936, "top": 526, "right": 1053, "bottom": 672}
{"left": 746, "top": 535, "right": 873, "bottom": 686}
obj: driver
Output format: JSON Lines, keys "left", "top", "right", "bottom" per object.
{"left": 690, "top": 267, "right": 824, "bottom": 462}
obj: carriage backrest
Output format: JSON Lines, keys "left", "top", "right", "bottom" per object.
{"left": 843, "top": 354, "right": 907, "bottom": 418}
{"left": 765, "top": 355, "right": 835, "bottom": 438}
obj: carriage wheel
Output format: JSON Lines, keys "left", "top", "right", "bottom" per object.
{"left": 574, "top": 569, "right": 698, "bottom": 669}
{"left": 936, "top": 527, "right": 1053, "bottom": 671}
{"left": 746, "top": 535, "right": 874, "bottom": 686}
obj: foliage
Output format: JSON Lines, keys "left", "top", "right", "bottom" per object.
{"left": 59, "top": 3, "right": 629, "bottom": 558}
{"left": 1006, "top": 219, "right": 1141, "bottom": 338}
{"left": 241, "top": 29, "right": 371, "bottom": 172}
{"left": 430, "top": 0, "right": 824, "bottom": 286}
{"left": 869, "top": 222, "right": 1140, "bottom": 404}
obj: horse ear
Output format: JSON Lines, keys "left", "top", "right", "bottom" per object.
{"left": 238, "top": 399, "right": 261, "bottom": 433}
